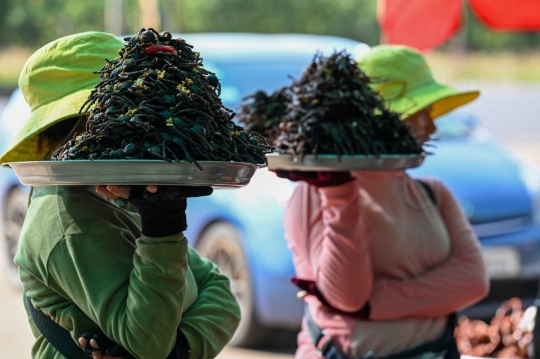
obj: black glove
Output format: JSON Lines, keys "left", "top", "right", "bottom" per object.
{"left": 274, "top": 170, "right": 354, "bottom": 187}
{"left": 81, "top": 329, "right": 191, "bottom": 359}
{"left": 81, "top": 332, "right": 135, "bottom": 358}
{"left": 128, "top": 185, "right": 213, "bottom": 237}
{"left": 166, "top": 329, "right": 191, "bottom": 359}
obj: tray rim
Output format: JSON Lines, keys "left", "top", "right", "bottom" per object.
{"left": 2, "top": 159, "right": 260, "bottom": 188}
{"left": 265, "top": 152, "right": 427, "bottom": 171}
{"left": 265, "top": 152, "right": 427, "bottom": 159}
{"left": 1, "top": 159, "right": 262, "bottom": 168}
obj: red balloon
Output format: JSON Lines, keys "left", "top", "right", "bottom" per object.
{"left": 378, "top": 0, "right": 463, "bottom": 52}
{"left": 378, "top": 0, "right": 540, "bottom": 52}
{"left": 469, "top": 0, "right": 540, "bottom": 31}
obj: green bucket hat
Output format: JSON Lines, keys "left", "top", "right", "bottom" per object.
{"left": 357, "top": 45, "right": 479, "bottom": 120}
{"left": 0, "top": 31, "right": 123, "bottom": 163}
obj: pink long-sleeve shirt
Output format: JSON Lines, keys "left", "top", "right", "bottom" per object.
{"left": 284, "top": 170, "right": 489, "bottom": 358}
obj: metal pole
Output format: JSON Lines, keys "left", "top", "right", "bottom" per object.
{"left": 105, "top": 0, "right": 123, "bottom": 35}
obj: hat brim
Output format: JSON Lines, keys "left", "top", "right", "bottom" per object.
{"left": 0, "top": 88, "right": 93, "bottom": 163}
{"left": 389, "top": 81, "right": 480, "bottom": 120}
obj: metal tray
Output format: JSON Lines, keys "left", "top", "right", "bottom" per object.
{"left": 1, "top": 160, "right": 258, "bottom": 188}
{"left": 266, "top": 153, "right": 426, "bottom": 171}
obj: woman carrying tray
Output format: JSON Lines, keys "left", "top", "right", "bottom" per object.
{"left": 279, "top": 45, "right": 489, "bottom": 359}
{"left": 0, "top": 32, "right": 240, "bottom": 359}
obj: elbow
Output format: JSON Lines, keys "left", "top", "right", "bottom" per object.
{"left": 136, "top": 345, "right": 171, "bottom": 359}
{"left": 333, "top": 299, "right": 369, "bottom": 313}
{"left": 465, "top": 277, "right": 490, "bottom": 309}
{"left": 222, "top": 276, "right": 242, "bottom": 330}
{"left": 477, "top": 273, "right": 490, "bottom": 300}
{"left": 125, "top": 333, "right": 176, "bottom": 359}
{"left": 347, "top": 298, "right": 370, "bottom": 314}
{"left": 466, "top": 266, "right": 490, "bottom": 303}
{"left": 477, "top": 261, "right": 491, "bottom": 299}
{"left": 317, "top": 276, "right": 373, "bottom": 313}
{"left": 229, "top": 297, "right": 242, "bottom": 331}
{"left": 456, "top": 253, "right": 491, "bottom": 302}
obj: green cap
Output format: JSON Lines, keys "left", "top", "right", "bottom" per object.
{"left": 357, "top": 45, "right": 479, "bottom": 120}
{"left": 0, "top": 31, "right": 123, "bottom": 163}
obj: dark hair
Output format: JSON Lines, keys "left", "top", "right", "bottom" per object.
{"left": 37, "top": 116, "right": 85, "bottom": 157}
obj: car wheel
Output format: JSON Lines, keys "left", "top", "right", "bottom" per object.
{"left": 1, "top": 187, "right": 27, "bottom": 289}
{"left": 195, "top": 222, "right": 271, "bottom": 348}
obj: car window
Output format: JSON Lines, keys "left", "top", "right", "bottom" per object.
{"left": 0, "top": 89, "right": 30, "bottom": 154}
{"left": 433, "top": 111, "right": 480, "bottom": 139}
{"left": 205, "top": 63, "right": 306, "bottom": 111}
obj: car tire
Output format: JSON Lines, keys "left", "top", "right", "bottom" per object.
{"left": 1, "top": 186, "right": 27, "bottom": 289}
{"left": 195, "top": 222, "right": 272, "bottom": 348}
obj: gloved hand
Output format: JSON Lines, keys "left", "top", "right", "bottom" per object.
{"left": 80, "top": 329, "right": 191, "bottom": 359}
{"left": 291, "top": 278, "right": 370, "bottom": 319}
{"left": 80, "top": 332, "right": 135, "bottom": 359}
{"left": 128, "top": 185, "right": 213, "bottom": 237}
{"left": 274, "top": 170, "right": 354, "bottom": 187}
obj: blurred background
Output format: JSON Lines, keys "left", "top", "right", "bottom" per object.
{"left": 1, "top": 0, "right": 540, "bottom": 91}
{"left": 1, "top": 0, "right": 540, "bottom": 358}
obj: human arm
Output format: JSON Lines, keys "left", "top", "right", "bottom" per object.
{"left": 177, "top": 248, "right": 241, "bottom": 359}
{"left": 368, "top": 179, "right": 489, "bottom": 320}
{"left": 76, "top": 248, "right": 239, "bottom": 359}
{"left": 79, "top": 329, "right": 191, "bottom": 359}
{"left": 285, "top": 180, "right": 373, "bottom": 313}
{"left": 47, "top": 231, "right": 187, "bottom": 359}
{"left": 79, "top": 334, "right": 132, "bottom": 359}
{"left": 45, "top": 185, "right": 211, "bottom": 359}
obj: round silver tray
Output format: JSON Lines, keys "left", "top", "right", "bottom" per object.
{"left": 1, "top": 160, "right": 258, "bottom": 188}
{"left": 266, "top": 153, "right": 426, "bottom": 171}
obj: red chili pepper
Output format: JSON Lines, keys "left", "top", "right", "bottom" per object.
{"left": 144, "top": 45, "right": 175, "bottom": 54}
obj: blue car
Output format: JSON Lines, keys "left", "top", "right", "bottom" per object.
{"left": 1, "top": 33, "right": 540, "bottom": 348}
{"left": 0, "top": 88, "right": 31, "bottom": 288}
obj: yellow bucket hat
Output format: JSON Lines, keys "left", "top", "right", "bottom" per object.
{"left": 0, "top": 31, "right": 123, "bottom": 163}
{"left": 357, "top": 45, "right": 480, "bottom": 120}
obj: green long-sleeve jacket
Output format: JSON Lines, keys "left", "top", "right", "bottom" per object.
{"left": 15, "top": 185, "right": 241, "bottom": 359}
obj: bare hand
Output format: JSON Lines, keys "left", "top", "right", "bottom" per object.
{"left": 95, "top": 185, "right": 158, "bottom": 200}
{"left": 78, "top": 337, "right": 124, "bottom": 359}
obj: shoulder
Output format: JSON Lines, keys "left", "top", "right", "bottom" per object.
{"left": 289, "top": 181, "right": 320, "bottom": 200}
{"left": 286, "top": 182, "right": 322, "bottom": 217}
{"left": 20, "top": 187, "right": 67, "bottom": 253}
{"left": 22, "top": 186, "right": 139, "bottom": 254}
{"left": 411, "top": 175, "right": 455, "bottom": 202}
{"left": 411, "top": 175, "right": 443, "bottom": 186}
{"left": 59, "top": 186, "right": 140, "bottom": 238}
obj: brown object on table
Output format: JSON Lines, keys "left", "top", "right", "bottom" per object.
{"left": 455, "top": 297, "right": 534, "bottom": 358}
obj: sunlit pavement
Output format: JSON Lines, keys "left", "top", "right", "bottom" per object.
{"left": 0, "top": 279, "right": 34, "bottom": 358}
{"left": 218, "top": 347, "right": 294, "bottom": 359}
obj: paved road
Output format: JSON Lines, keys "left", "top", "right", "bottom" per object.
{"left": 1, "top": 82, "right": 538, "bottom": 358}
